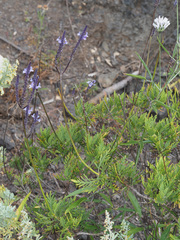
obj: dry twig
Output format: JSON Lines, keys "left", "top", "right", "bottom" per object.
{"left": 89, "top": 70, "right": 139, "bottom": 104}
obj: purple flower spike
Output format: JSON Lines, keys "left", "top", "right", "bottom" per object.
{"left": 29, "top": 78, "right": 41, "bottom": 90}
{"left": 63, "top": 26, "right": 88, "bottom": 74}
{"left": 23, "top": 65, "right": 33, "bottom": 74}
{"left": 24, "top": 106, "right": 33, "bottom": 115}
{"left": 174, "top": 0, "right": 177, "bottom": 6}
{"left": 77, "top": 31, "right": 88, "bottom": 40}
{"left": 55, "top": 31, "right": 66, "bottom": 66}
{"left": 29, "top": 111, "right": 41, "bottom": 136}
{"left": 24, "top": 105, "right": 30, "bottom": 129}
{"left": 15, "top": 75, "right": 20, "bottom": 106}
{"left": 56, "top": 36, "right": 68, "bottom": 45}
{"left": 29, "top": 79, "right": 34, "bottom": 89}
{"left": 21, "top": 62, "right": 33, "bottom": 108}
{"left": 32, "top": 111, "right": 41, "bottom": 122}
{"left": 27, "top": 69, "right": 39, "bottom": 106}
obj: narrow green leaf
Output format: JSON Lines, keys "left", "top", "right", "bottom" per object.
{"left": 15, "top": 192, "right": 31, "bottom": 221}
{"left": 136, "top": 52, "right": 153, "bottom": 81}
{"left": 120, "top": 139, "right": 151, "bottom": 146}
{"left": 128, "top": 191, "right": 142, "bottom": 217}
{"left": 152, "top": 54, "right": 159, "bottom": 80}
{"left": 154, "top": 100, "right": 176, "bottom": 111}
{"left": 65, "top": 187, "right": 93, "bottom": 198}
{"left": 157, "top": 38, "right": 171, "bottom": 57}
{"left": 117, "top": 207, "right": 135, "bottom": 212}
{"left": 160, "top": 225, "right": 172, "bottom": 240}
{"left": 125, "top": 73, "right": 146, "bottom": 80}
{"left": 128, "top": 227, "right": 144, "bottom": 235}
{"left": 99, "top": 193, "right": 113, "bottom": 207}
{"left": 65, "top": 197, "right": 87, "bottom": 214}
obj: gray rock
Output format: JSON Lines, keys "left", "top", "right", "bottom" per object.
{"left": 0, "top": 135, "right": 15, "bottom": 150}
{"left": 98, "top": 70, "right": 120, "bottom": 88}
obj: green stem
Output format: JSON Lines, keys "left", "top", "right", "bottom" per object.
{"left": 22, "top": 111, "right": 51, "bottom": 212}
{"left": 144, "top": 36, "right": 152, "bottom": 81}
{"left": 37, "top": 92, "right": 62, "bottom": 146}
{"left": 58, "top": 88, "right": 99, "bottom": 176}
{"left": 25, "top": 138, "right": 50, "bottom": 208}
{"left": 176, "top": 0, "right": 179, "bottom": 62}
{"left": 159, "top": 33, "right": 162, "bottom": 88}
{"left": 177, "top": 0, "right": 179, "bottom": 48}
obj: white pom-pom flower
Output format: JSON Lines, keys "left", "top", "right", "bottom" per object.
{"left": 153, "top": 16, "right": 170, "bottom": 32}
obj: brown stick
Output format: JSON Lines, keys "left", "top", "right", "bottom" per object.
{"left": 89, "top": 70, "right": 139, "bottom": 104}
{"left": 0, "top": 35, "right": 33, "bottom": 56}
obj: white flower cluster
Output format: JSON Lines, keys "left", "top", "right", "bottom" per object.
{"left": 0, "top": 185, "right": 41, "bottom": 239}
{"left": 18, "top": 210, "right": 42, "bottom": 240}
{"left": 153, "top": 16, "right": 170, "bottom": 32}
{"left": 67, "top": 211, "right": 134, "bottom": 240}
{"left": 100, "top": 210, "right": 134, "bottom": 240}
{"left": 0, "top": 55, "right": 19, "bottom": 95}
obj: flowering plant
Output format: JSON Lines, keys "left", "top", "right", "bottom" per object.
{"left": 0, "top": 55, "right": 19, "bottom": 95}
{"left": 153, "top": 16, "right": 170, "bottom": 32}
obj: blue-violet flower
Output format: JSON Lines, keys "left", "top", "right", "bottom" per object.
{"left": 29, "top": 78, "right": 41, "bottom": 90}
{"left": 23, "top": 65, "right": 33, "bottom": 74}
{"left": 77, "top": 31, "right": 88, "bottom": 40}
{"left": 32, "top": 112, "right": 41, "bottom": 122}
{"left": 56, "top": 36, "right": 68, "bottom": 45}
{"left": 87, "top": 80, "right": 96, "bottom": 91}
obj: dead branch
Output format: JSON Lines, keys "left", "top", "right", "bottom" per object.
{"left": 89, "top": 70, "right": 139, "bottom": 104}
{"left": 0, "top": 35, "right": 34, "bottom": 56}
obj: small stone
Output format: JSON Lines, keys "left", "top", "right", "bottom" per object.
{"left": 102, "top": 41, "right": 109, "bottom": 52}
{"left": 0, "top": 136, "right": 15, "bottom": 150}
{"left": 98, "top": 70, "right": 120, "bottom": 88}
{"left": 101, "top": 51, "right": 109, "bottom": 58}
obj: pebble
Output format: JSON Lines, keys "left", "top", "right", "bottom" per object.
{"left": 98, "top": 70, "right": 120, "bottom": 88}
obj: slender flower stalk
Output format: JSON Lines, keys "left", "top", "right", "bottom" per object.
{"left": 20, "top": 62, "right": 32, "bottom": 107}
{"left": 152, "top": 16, "right": 170, "bottom": 87}
{"left": 55, "top": 31, "right": 66, "bottom": 67}
{"left": 15, "top": 62, "right": 57, "bottom": 222}
{"left": 15, "top": 63, "right": 40, "bottom": 134}
{"left": 159, "top": 32, "right": 162, "bottom": 87}
{"left": 54, "top": 26, "right": 98, "bottom": 176}
{"left": 29, "top": 111, "right": 41, "bottom": 136}
{"left": 24, "top": 105, "right": 30, "bottom": 130}
{"left": 16, "top": 64, "right": 39, "bottom": 109}
{"left": 15, "top": 75, "right": 20, "bottom": 106}
{"left": 27, "top": 69, "right": 39, "bottom": 106}
{"left": 63, "top": 26, "right": 88, "bottom": 74}
{"left": 176, "top": 0, "right": 179, "bottom": 62}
